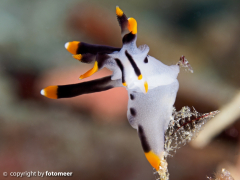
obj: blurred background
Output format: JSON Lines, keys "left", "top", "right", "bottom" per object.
{"left": 0, "top": 0, "right": 240, "bottom": 179}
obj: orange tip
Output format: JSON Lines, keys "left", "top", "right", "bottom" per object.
{"left": 79, "top": 61, "right": 98, "bottom": 79}
{"left": 122, "top": 82, "right": 127, "bottom": 87}
{"left": 138, "top": 74, "right": 142, "bottom": 80}
{"left": 144, "top": 81, "right": 148, "bottom": 93}
{"left": 40, "top": 86, "right": 58, "bottom": 99}
{"left": 72, "top": 54, "right": 82, "bottom": 61}
{"left": 128, "top": 17, "right": 137, "bottom": 34}
{"left": 144, "top": 151, "right": 161, "bottom": 171}
{"left": 116, "top": 6, "right": 123, "bottom": 17}
{"left": 65, "top": 41, "right": 80, "bottom": 55}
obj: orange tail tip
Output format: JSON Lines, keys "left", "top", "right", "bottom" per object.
{"left": 65, "top": 41, "right": 80, "bottom": 55}
{"left": 128, "top": 17, "right": 137, "bottom": 34}
{"left": 144, "top": 151, "right": 161, "bottom": 171}
{"left": 116, "top": 6, "right": 123, "bottom": 17}
{"left": 79, "top": 61, "right": 98, "bottom": 80}
{"left": 40, "top": 86, "right": 58, "bottom": 99}
{"left": 144, "top": 81, "right": 148, "bottom": 93}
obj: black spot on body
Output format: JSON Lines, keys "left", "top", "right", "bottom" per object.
{"left": 138, "top": 125, "right": 151, "bottom": 153}
{"left": 144, "top": 57, "right": 148, "bottom": 63}
{"left": 130, "top": 108, "right": 136, "bottom": 116}
{"left": 130, "top": 94, "right": 134, "bottom": 100}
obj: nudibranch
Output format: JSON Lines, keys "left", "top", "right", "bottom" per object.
{"left": 41, "top": 6, "right": 192, "bottom": 177}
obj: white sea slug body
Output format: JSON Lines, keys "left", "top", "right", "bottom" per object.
{"left": 41, "top": 6, "right": 182, "bottom": 171}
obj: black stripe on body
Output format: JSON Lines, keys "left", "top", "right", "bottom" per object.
{"left": 122, "top": 33, "right": 136, "bottom": 44}
{"left": 56, "top": 76, "right": 114, "bottom": 98}
{"left": 138, "top": 125, "right": 150, "bottom": 153}
{"left": 77, "top": 42, "right": 120, "bottom": 55}
{"left": 130, "top": 94, "right": 134, "bottom": 100}
{"left": 125, "top": 50, "right": 141, "bottom": 77}
{"left": 114, "top": 58, "right": 126, "bottom": 84}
